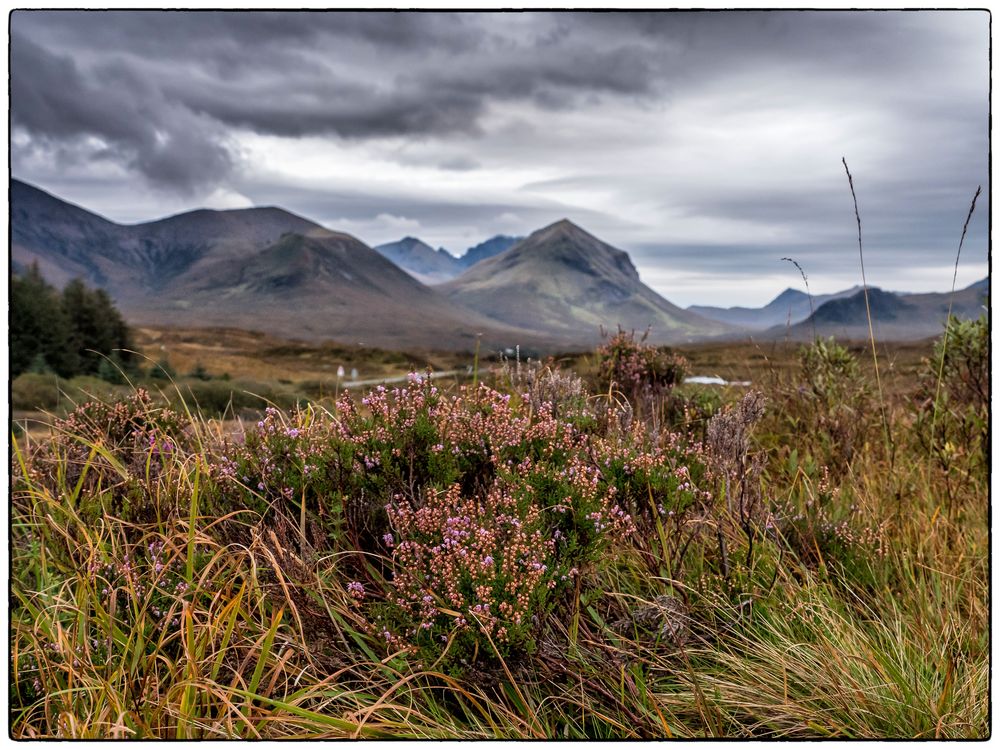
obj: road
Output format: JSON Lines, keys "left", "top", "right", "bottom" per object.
{"left": 339, "top": 369, "right": 464, "bottom": 389}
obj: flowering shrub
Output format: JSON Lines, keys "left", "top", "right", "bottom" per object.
{"left": 213, "top": 406, "right": 344, "bottom": 532}
{"left": 596, "top": 329, "right": 688, "bottom": 406}
{"left": 379, "top": 482, "right": 557, "bottom": 660}
{"left": 21, "top": 389, "right": 190, "bottom": 522}
{"left": 209, "top": 373, "right": 724, "bottom": 668}
{"left": 496, "top": 357, "right": 591, "bottom": 423}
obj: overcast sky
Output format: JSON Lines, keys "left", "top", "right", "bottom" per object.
{"left": 10, "top": 10, "right": 989, "bottom": 307}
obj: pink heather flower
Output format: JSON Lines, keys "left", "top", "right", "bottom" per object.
{"left": 347, "top": 581, "right": 366, "bottom": 599}
{"left": 383, "top": 533, "right": 395, "bottom": 547}
{"left": 482, "top": 555, "right": 494, "bottom": 566}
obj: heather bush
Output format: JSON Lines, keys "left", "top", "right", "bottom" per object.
{"left": 213, "top": 405, "right": 343, "bottom": 531}
{"left": 354, "top": 378, "right": 734, "bottom": 666}
{"left": 209, "top": 373, "right": 726, "bottom": 668}
{"left": 595, "top": 329, "right": 688, "bottom": 405}
{"left": 495, "top": 356, "right": 591, "bottom": 423}
{"left": 774, "top": 463, "right": 887, "bottom": 589}
{"left": 21, "top": 389, "right": 191, "bottom": 524}
{"left": 375, "top": 482, "right": 561, "bottom": 665}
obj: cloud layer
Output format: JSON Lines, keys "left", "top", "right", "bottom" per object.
{"left": 11, "top": 10, "right": 989, "bottom": 305}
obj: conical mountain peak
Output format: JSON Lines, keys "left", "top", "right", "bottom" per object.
{"left": 441, "top": 219, "right": 733, "bottom": 344}
{"left": 532, "top": 218, "right": 591, "bottom": 242}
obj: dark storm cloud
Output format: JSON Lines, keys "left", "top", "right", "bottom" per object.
{"left": 10, "top": 10, "right": 988, "bottom": 303}
{"left": 11, "top": 31, "right": 235, "bottom": 192}
{"left": 10, "top": 10, "right": 666, "bottom": 189}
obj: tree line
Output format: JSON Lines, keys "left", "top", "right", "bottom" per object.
{"left": 11, "top": 264, "right": 135, "bottom": 381}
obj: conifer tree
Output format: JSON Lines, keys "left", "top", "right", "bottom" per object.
{"left": 10, "top": 264, "right": 77, "bottom": 377}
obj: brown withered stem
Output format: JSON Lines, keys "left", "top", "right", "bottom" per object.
{"left": 842, "top": 157, "right": 893, "bottom": 468}
{"left": 930, "top": 185, "right": 982, "bottom": 452}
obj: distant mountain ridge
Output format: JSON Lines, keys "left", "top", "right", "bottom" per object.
{"left": 761, "top": 279, "right": 989, "bottom": 341}
{"left": 689, "top": 286, "right": 864, "bottom": 329}
{"left": 373, "top": 233, "right": 523, "bottom": 283}
{"left": 373, "top": 236, "right": 463, "bottom": 284}
{"left": 458, "top": 235, "right": 522, "bottom": 269}
{"left": 14, "top": 178, "right": 979, "bottom": 350}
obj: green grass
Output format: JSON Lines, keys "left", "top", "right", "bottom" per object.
{"left": 9, "top": 332, "right": 988, "bottom": 739}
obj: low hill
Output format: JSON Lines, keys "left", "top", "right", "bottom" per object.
{"left": 439, "top": 219, "right": 734, "bottom": 345}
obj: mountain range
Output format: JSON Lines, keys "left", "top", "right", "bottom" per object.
{"left": 11, "top": 179, "right": 987, "bottom": 351}
{"left": 11, "top": 180, "right": 543, "bottom": 351}
{"left": 10, "top": 179, "right": 729, "bottom": 351}
{"left": 763, "top": 280, "right": 988, "bottom": 342}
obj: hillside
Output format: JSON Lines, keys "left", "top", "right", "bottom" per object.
{"left": 439, "top": 219, "right": 733, "bottom": 345}
{"left": 12, "top": 179, "right": 324, "bottom": 296}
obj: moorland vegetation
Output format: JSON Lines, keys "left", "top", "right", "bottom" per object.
{"left": 9, "top": 319, "right": 989, "bottom": 738}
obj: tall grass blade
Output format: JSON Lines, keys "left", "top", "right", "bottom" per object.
{"left": 929, "top": 185, "right": 982, "bottom": 451}
{"left": 842, "top": 157, "right": 893, "bottom": 466}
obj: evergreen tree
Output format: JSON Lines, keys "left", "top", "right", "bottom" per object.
{"left": 10, "top": 264, "right": 77, "bottom": 377}
{"left": 61, "top": 279, "right": 135, "bottom": 376}
{"left": 11, "top": 266, "right": 134, "bottom": 380}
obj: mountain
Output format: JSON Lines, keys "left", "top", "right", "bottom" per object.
{"left": 10, "top": 179, "right": 548, "bottom": 351}
{"left": 458, "top": 235, "right": 522, "bottom": 269}
{"left": 11, "top": 179, "right": 323, "bottom": 293}
{"left": 764, "top": 279, "right": 989, "bottom": 341}
{"left": 439, "top": 219, "right": 734, "bottom": 345}
{"left": 373, "top": 234, "right": 524, "bottom": 281}
{"left": 689, "top": 285, "right": 864, "bottom": 330}
{"left": 373, "top": 236, "right": 464, "bottom": 284}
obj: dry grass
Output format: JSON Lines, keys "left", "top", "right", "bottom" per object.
{"left": 132, "top": 326, "right": 468, "bottom": 384}
{"left": 10, "top": 329, "right": 988, "bottom": 739}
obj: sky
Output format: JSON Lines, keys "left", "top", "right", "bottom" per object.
{"left": 10, "top": 9, "right": 990, "bottom": 307}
